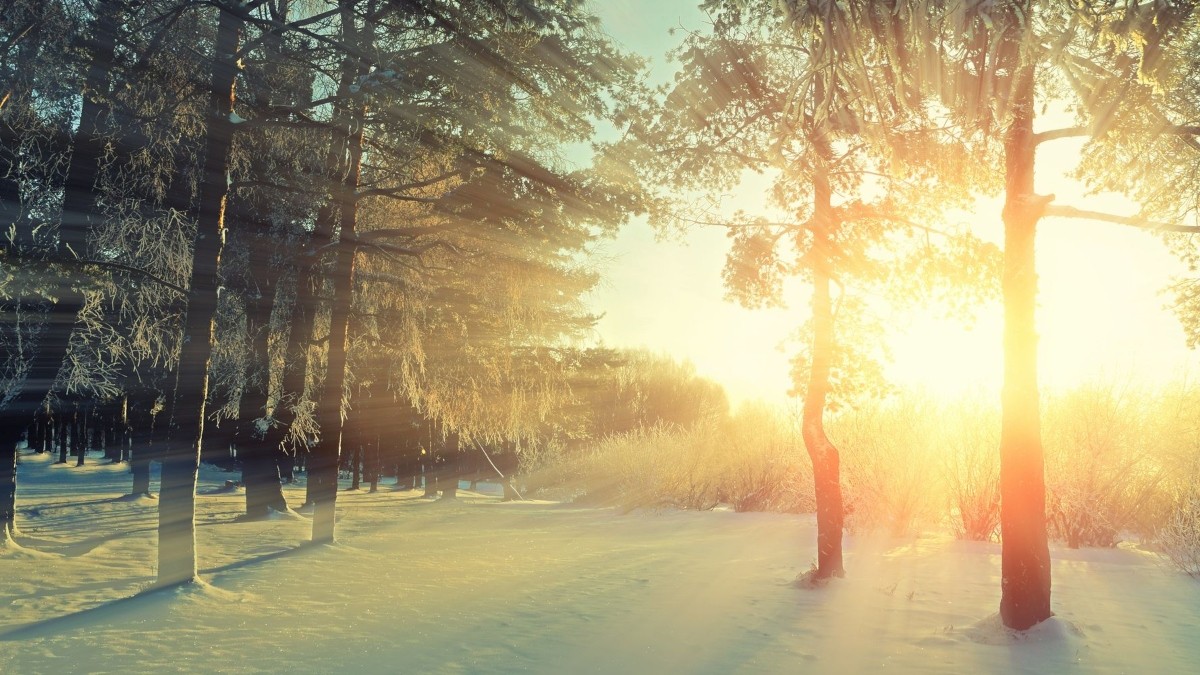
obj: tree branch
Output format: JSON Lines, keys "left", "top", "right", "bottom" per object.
{"left": 1044, "top": 205, "right": 1200, "bottom": 233}
{"left": 1033, "top": 126, "right": 1089, "bottom": 145}
{"left": 359, "top": 224, "right": 461, "bottom": 241}
{"left": 230, "top": 180, "right": 324, "bottom": 195}
{"left": 77, "top": 260, "right": 190, "bottom": 296}
{"left": 354, "top": 186, "right": 442, "bottom": 202}
{"left": 3, "top": 251, "right": 191, "bottom": 296}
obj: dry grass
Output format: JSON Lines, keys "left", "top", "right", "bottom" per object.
{"left": 526, "top": 381, "right": 1200, "bottom": 561}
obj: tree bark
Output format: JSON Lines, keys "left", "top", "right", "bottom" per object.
{"left": 309, "top": 5, "right": 368, "bottom": 544}
{"left": 349, "top": 436, "right": 361, "bottom": 491}
{"left": 131, "top": 441, "right": 153, "bottom": 497}
{"left": 73, "top": 401, "right": 87, "bottom": 466}
{"left": 368, "top": 431, "right": 379, "bottom": 493}
{"left": 235, "top": 0, "right": 292, "bottom": 520}
{"left": 271, "top": 47, "right": 356, "bottom": 508}
{"left": 802, "top": 170, "right": 845, "bottom": 580}
{"left": 0, "top": 426, "right": 17, "bottom": 540}
{"left": 309, "top": 127, "right": 364, "bottom": 541}
{"left": 58, "top": 0, "right": 121, "bottom": 257}
{"left": 237, "top": 233, "right": 288, "bottom": 519}
{"left": 998, "top": 50, "right": 1052, "bottom": 630}
{"left": 157, "top": 5, "right": 243, "bottom": 588}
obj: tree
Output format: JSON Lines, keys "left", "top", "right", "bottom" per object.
{"left": 0, "top": 0, "right": 112, "bottom": 543}
{"left": 613, "top": 0, "right": 993, "bottom": 581}
{"left": 895, "top": 0, "right": 1199, "bottom": 629}
{"left": 157, "top": 0, "right": 251, "bottom": 587}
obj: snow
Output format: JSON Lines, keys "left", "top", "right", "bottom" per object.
{"left": 2, "top": 449, "right": 1199, "bottom": 673}
{"left": 253, "top": 417, "right": 270, "bottom": 436}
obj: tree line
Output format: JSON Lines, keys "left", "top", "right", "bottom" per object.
{"left": 0, "top": 0, "right": 660, "bottom": 585}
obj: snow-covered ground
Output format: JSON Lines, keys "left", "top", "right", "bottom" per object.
{"left": 2, "top": 449, "right": 1198, "bottom": 674}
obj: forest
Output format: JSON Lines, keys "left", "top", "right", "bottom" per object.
{"left": 2, "top": 0, "right": 1200, "bottom": 672}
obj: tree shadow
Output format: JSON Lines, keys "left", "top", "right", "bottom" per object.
{"left": 13, "top": 527, "right": 156, "bottom": 557}
{"left": 0, "top": 581, "right": 177, "bottom": 641}
{"left": 0, "top": 542, "right": 325, "bottom": 641}
{"left": 199, "top": 539, "right": 322, "bottom": 577}
{"left": 20, "top": 494, "right": 153, "bottom": 513}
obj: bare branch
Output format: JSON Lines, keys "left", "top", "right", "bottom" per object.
{"left": 359, "top": 224, "right": 461, "bottom": 240}
{"left": 77, "top": 260, "right": 189, "bottom": 296}
{"left": 354, "top": 186, "right": 442, "bottom": 202}
{"left": 1033, "top": 127, "right": 1089, "bottom": 145}
{"left": 1044, "top": 205, "right": 1200, "bottom": 233}
{"left": 230, "top": 180, "right": 324, "bottom": 195}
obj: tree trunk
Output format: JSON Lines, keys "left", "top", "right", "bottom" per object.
{"left": 802, "top": 272, "right": 845, "bottom": 579}
{"left": 242, "top": 434, "right": 287, "bottom": 518}
{"left": 439, "top": 432, "right": 460, "bottom": 500}
{"left": 157, "top": 5, "right": 243, "bottom": 588}
{"left": 263, "top": 8, "right": 351, "bottom": 501}
{"left": 73, "top": 401, "right": 86, "bottom": 467}
{"left": 58, "top": 0, "right": 121, "bottom": 257}
{"left": 238, "top": 240, "right": 287, "bottom": 519}
{"left": 129, "top": 393, "right": 159, "bottom": 498}
{"left": 0, "top": 130, "right": 27, "bottom": 248}
{"left": 25, "top": 410, "right": 40, "bottom": 456}
{"left": 131, "top": 442, "right": 153, "bottom": 497}
{"left": 57, "top": 413, "right": 69, "bottom": 464}
{"left": 118, "top": 394, "right": 131, "bottom": 462}
{"left": 0, "top": 307, "right": 78, "bottom": 533}
{"left": 0, "top": 2, "right": 124, "bottom": 534}
{"left": 801, "top": 170, "right": 845, "bottom": 581}
{"left": 310, "top": 7, "right": 368, "bottom": 544}
{"left": 369, "top": 431, "right": 379, "bottom": 493}
{"left": 309, "top": 172, "right": 362, "bottom": 540}
{"left": 0, "top": 426, "right": 17, "bottom": 540}
{"left": 997, "top": 51, "right": 1052, "bottom": 630}
{"left": 33, "top": 409, "right": 46, "bottom": 454}
{"left": 235, "top": 0, "right": 292, "bottom": 520}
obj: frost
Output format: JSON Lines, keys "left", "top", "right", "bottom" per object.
{"left": 228, "top": 111, "right": 246, "bottom": 124}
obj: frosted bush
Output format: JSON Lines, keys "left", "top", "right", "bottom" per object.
{"left": 720, "top": 405, "right": 813, "bottom": 513}
{"left": 1042, "top": 383, "right": 1168, "bottom": 548}
{"left": 939, "top": 400, "right": 1000, "bottom": 541}
{"left": 1159, "top": 497, "right": 1200, "bottom": 577}
{"left": 832, "top": 397, "right": 943, "bottom": 537}
{"left": 527, "top": 405, "right": 815, "bottom": 514}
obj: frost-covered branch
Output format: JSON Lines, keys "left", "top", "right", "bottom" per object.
{"left": 1044, "top": 205, "right": 1200, "bottom": 234}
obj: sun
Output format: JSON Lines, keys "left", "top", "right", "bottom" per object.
{"left": 888, "top": 310, "right": 1004, "bottom": 398}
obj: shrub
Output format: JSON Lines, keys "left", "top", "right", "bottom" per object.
{"left": 1159, "top": 496, "right": 1200, "bottom": 577}
{"left": 939, "top": 398, "right": 1000, "bottom": 541}
{"left": 830, "top": 396, "right": 943, "bottom": 537}
{"left": 719, "top": 405, "right": 813, "bottom": 513}
{"left": 1042, "top": 383, "right": 1167, "bottom": 548}
{"left": 523, "top": 404, "right": 814, "bottom": 514}
{"left": 554, "top": 422, "right": 725, "bottom": 511}
{"left": 519, "top": 380, "right": 1200, "bottom": 549}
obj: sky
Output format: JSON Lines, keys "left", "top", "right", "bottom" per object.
{"left": 583, "top": 0, "right": 1200, "bottom": 407}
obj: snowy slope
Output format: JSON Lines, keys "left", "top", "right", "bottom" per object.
{"left": 1, "top": 449, "right": 1198, "bottom": 674}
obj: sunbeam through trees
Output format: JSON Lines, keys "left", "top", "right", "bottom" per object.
{"left": 3, "top": 0, "right": 1200, "bottom": 671}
